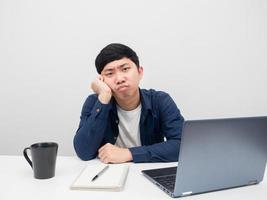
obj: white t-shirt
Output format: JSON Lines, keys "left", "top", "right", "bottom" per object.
{"left": 115, "top": 104, "right": 142, "bottom": 148}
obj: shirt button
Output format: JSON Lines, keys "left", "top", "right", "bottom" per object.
{"left": 114, "top": 137, "right": 117, "bottom": 140}
{"left": 96, "top": 108, "right": 100, "bottom": 113}
{"left": 115, "top": 120, "right": 119, "bottom": 124}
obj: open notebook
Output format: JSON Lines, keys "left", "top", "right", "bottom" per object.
{"left": 70, "top": 163, "right": 129, "bottom": 191}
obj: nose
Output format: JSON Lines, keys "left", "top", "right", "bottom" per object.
{"left": 115, "top": 72, "right": 125, "bottom": 85}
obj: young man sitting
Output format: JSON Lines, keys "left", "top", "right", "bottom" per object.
{"left": 73, "top": 43, "right": 184, "bottom": 163}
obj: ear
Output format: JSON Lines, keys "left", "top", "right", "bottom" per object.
{"left": 137, "top": 66, "right": 144, "bottom": 80}
{"left": 138, "top": 66, "right": 144, "bottom": 76}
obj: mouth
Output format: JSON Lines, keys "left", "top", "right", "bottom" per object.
{"left": 116, "top": 85, "right": 128, "bottom": 92}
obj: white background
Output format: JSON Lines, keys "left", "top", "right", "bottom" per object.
{"left": 1, "top": 0, "right": 266, "bottom": 155}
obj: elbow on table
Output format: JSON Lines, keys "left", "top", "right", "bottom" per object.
{"left": 74, "top": 148, "right": 97, "bottom": 161}
{"left": 73, "top": 142, "right": 97, "bottom": 161}
{"left": 77, "top": 153, "right": 96, "bottom": 161}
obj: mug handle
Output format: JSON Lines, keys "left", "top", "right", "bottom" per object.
{"left": 23, "top": 147, "right": 33, "bottom": 168}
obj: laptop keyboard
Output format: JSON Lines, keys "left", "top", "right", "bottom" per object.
{"left": 154, "top": 174, "right": 176, "bottom": 191}
{"left": 142, "top": 167, "right": 177, "bottom": 192}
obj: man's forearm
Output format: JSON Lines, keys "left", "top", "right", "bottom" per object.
{"left": 129, "top": 140, "right": 180, "bottom": 163}
{"left": 74, "top": 117, "right": 106, "bottom": 160}
{"left": 74, "top": 99, "right": 112, "bottom": 160}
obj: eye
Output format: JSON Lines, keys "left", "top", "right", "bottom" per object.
{"left": 122, "top": 67, "right": 129, "bottom": 72}
{"left": 105, "top": 72, "right": 113, "bottom": 77}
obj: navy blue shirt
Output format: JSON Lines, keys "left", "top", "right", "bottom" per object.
{"left": 73, "top": 89, "right": 184, "bottom": 163}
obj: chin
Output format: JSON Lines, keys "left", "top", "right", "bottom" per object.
{"left": 115, "top": 91, "right": 131, "bottom": 99}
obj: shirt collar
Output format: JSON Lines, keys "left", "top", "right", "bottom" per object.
{"left": 139, "top": 88, "right": 152, "bottom": 112}
{"left": 110, "top": 88, "right": 152, "bottom": 115}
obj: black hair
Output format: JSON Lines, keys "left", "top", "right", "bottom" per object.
{"left": 95, "top": 43, "right": 139, "bottom": 74}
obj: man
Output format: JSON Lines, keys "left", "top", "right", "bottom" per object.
{"left": 73, "top": 43, "right": 184, "bottom": 163}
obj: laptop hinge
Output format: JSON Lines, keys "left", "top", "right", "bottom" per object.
{"left": 182, "top": 191, "right": 193, "bottom": 196}
{"left": 248, "top": 180, "right": 258, "bottom": 185}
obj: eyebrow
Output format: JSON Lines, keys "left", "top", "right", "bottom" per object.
{"left": 103, "top": 68, "right": 114, "bottom": 72}
{"left": 119, "top": 63, "right": 128, "bottom": 67}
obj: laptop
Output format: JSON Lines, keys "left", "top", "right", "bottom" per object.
{"left": 142, "top": 116, "right": 267, "bottom": 198}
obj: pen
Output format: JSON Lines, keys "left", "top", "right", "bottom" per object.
{"left": 91, "top": 165, "right": 109, "bottom": 181}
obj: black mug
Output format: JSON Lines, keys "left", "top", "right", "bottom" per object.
{"left": 23, "top": 142, "right": 58, "bottom": 179}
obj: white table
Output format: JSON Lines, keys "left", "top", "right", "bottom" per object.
{"left": 1, "top": 156, "right": 267, "bottom": 200}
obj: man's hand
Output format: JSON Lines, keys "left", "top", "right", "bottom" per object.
{"left": 98, "top": 143, "right": 133, "bottom": 164}
{"left": 91, "top": 75, "right": 112, "bottom": 104}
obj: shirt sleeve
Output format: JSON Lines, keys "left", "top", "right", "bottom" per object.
{"left": 129, "top": 92, "right": 184, "bottom": 163}
{"left": 73, "top": 95, "right": 112, "bottom": 160}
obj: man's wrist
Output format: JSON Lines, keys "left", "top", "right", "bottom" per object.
{"left": 98, "top": 92, "right": 112, "bottom": 104}
{"left": 125, "top": 148, "right": 133, "bottom": 162}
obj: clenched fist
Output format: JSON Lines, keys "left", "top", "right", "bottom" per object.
{"left": 98, "top": 143, "right": 133, "bottom": 164}
{"left": 91, "top": 75, "right": 112, "bottom": 104}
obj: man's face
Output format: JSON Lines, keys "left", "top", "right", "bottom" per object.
{"left": 101, "top": 57, "right": 143, "bottom": 99}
